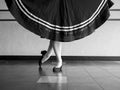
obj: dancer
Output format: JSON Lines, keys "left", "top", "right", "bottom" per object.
{"left": 5, "top": 0, "right": 114, "bottom": 72}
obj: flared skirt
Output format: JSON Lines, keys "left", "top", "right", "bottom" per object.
{"left": 5, "top": 0, "right": 114, "bottom": 42}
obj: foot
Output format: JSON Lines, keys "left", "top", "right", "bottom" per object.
{"left": 39, "top": 50, "right": 47, "bottom": 66}
{"left": 41, "top": 50, "right": 48, "bottom": 63}
{"left": 41, "top": 56, "right": 49, "bottom": 64}
{"left": 53, "top": 61, "right": 63, "bottom": 73}
{"left": 41, "top": 50, "right": 51, "bottom": 64}
{"left": 55, "top": 61, "right": 62, "bottom": 68}
{"left": 41, "top": 51, "right": 50, "bottom": 63}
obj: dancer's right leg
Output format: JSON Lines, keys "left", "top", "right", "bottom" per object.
{"left": 41, "top": 40, "right": 53, "bottom": 63}
{"left": 53, "top": 41, "right": 62, "bottom": 68}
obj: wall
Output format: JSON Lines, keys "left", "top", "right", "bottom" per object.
{"left": 0, "top": 0, "right": 120, "bottom": 56}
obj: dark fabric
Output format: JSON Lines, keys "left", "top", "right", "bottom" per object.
{"left": 5, "top": 0, "right": 114, "bottom": 42}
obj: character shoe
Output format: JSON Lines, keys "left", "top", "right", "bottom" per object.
{"left": 53, "top": 66, "right": 62, "bottom": 73}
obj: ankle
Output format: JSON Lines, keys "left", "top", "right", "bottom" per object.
{"left": 56, "top": 61, "right": 62, "bottom": 68}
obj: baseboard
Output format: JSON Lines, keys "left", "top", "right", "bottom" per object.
{"left": 0, "top": 56, "right": 120, "bottom": 61}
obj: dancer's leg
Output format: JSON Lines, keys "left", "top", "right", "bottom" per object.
{"left": 53, "top": 41, "right": 63, "bottom": 68}
{"left": 41, "top": 40, "right": 54, "bottom": 63}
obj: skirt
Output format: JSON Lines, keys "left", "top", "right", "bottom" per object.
{"left": 5, "top": 0, "right": 114, "bottom": 42}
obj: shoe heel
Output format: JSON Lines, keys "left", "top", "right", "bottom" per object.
{"left": 53, "top": 66, "right": 62, "bottom": 73}
{"left": 41, "top": 50, "right": 47, "bottom": 55}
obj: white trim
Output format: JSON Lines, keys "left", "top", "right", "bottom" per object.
{"left": 15, "top": 0, "right": 107, "bottom": 31}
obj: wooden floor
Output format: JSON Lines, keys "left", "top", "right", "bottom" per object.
{"left": 1, "top": 60, "right": 120, "bottom": 90}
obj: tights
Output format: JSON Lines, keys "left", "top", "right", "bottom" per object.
{"left": 41, "top": 40, "right": 62, "bottom": 68}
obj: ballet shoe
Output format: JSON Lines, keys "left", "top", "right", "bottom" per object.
{"left": 53, "top": 66, "right": 62, "bottom": 73}
{"left": 39, "top": 50, "right": 47, "bottom": 67}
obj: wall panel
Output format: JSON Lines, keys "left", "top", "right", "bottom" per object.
{"left": 0, "top": 0, "right": 120, "bottom": 56}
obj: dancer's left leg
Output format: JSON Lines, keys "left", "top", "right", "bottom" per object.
{"left": 41, "top": 40, "right": 54, "bottom": 63}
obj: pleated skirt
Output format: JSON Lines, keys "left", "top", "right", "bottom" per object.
{"left": 5, "top": 0, "right": 114, "bottom": 42}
